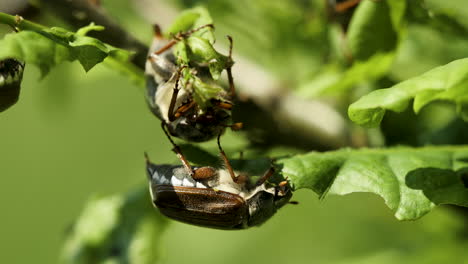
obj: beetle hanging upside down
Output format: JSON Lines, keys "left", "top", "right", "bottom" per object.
{"left": 145, "top": 24, "right": 241, "bottom": 142}
{"left": 145, "top": 135, "right": 293, "bottom": 229}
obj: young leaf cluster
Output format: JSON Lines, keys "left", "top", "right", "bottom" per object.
{"left": 166, "top": 7, "right": 234, "bottom": 108}
{"left": 0, "top": 12, "right": 143, "bottom": 87}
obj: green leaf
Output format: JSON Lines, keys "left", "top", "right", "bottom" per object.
{"left": 0, "top": 17, "right": 134, "bottom": 76}
{"left": 347, "top": 0, "right": 406, "bottom": 61}
{"left": 297, "top": 0, "right": 406, "bottom": 98}
{"left": 297, "top": 53, "right": 394, "bottom": 97}
{"left": 62, "top": 187, "right": 168, "bottom": 264}
{"left": 183, "top": 36, "right": 231, "bottom": 80}
{"left": 191, "top": 76, "right": 224, "bottom": 108}
{"left": 278, "top": 146, "right": 468, "bottom": 220}
{"left": 0, "top": 31, "right": 70, "bottom": 77}
{"left": 166, "top": 7, "right": 215, "bottom": 43}
{"left": 424, "top": 0, "right": 468, "bottom": 29}
{"left": 349, "top": 58, "right": 468, "bottom": 127}
{"left": 168, "top": 8, "right": 231, "bottom": 81}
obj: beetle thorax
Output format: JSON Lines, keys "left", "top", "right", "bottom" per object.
{"left": 148, "top": 164, "right": 267, "bottom": 199}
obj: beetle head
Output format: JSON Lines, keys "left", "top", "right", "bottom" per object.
{"left": 168, "top": 102, "right": 231, "bottom": 142}
{"left": 245, "top": 182, "right": 293, "bottom": 227}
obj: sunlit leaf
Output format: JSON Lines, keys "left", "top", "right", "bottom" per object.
{"left": 166, "top": 6, "right": 215, "bottom": 43}
{"left": 349, "top": 58, "right": 468, "bottom": 127}
{"left": 278, "top": 146, "right": 468, "bottom": 220}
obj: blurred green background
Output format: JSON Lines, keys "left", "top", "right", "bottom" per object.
{"left": 2, "top": 0, "right": 468, "bottom": 263}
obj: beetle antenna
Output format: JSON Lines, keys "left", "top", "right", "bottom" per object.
{"left": 161, "top": 122, "right": 195, "bottom": 176}
{"left": 334, "top": 0, "right": 361, "bottom": 13}
{"left": 144, "top": 152, "right": 151, "bottom": 164}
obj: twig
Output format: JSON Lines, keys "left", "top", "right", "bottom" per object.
{"left": 0, "top": 12, "right": 46, "bottom": 32}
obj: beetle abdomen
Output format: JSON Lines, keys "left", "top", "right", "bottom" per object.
{"left": 153, "top": 185, "right": 249, "bottom": 229}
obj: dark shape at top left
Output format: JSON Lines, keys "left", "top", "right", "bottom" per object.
{"left": 0, "top": 58, "right": 25, "bottom": 112}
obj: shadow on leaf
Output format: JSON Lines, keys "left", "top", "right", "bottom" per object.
{"left": 406, "top": 167, "right": 468, "bottom": 207}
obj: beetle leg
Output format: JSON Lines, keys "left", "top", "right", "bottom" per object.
{"left": 255, "top": 167, "right": 276, "bottom": 186}
{"left": 168, "top": 67, "right": 186, "bottom": 122}
{"left": 217, "top": 134, "right": 246, "bottom": 184}
{"left": 226, "top": 35, "right": 236, "bottom": 98}
{"left": 180, "top": 24, "right": 214, "bottom": 38}
{"left": 154, "top": 24, "right": 215, "bottom": 55}
{"left": 152, "top": 24, "right": 163, "bottom": 38}
{"left": 154, "top": 39, "right": 178, "bottom": 55}
{"left": 161, "top": 122, "right": 195, "bottom": 176}
{"left": 334, "top": 0, "right": 361, "bottom": 13}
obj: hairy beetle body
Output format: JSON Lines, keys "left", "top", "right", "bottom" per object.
{"left": 146, "top": 161, "right": 292, "bottom": 229}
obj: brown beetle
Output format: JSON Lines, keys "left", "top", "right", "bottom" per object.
{"left": 145, "top": 136, "right": 293, "bottom": 229}
{"left": 145, "top": 160, "right": 292, "bottom": 229}
{"left": 145, "top": 24, "right": 239, "bottom": 142}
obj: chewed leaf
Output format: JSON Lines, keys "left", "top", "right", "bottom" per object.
{"left": 191, "top": 76, "right": 224, "bottom": 108}
{"left": 349, "top": 58, "right": 468, "bottom": 127}
{"left": 184, "top": 36, "right": 232, "bottom": 80}
{"left": 278, "top": 146, "right": 468, "bottom": 220}
{"left": 62, "top": 187, "right": 168, "bottom": 264}
{"left": 168, "top": 8, "right": 231, "bottom": 81}
{"left": 166, "top": 7, "right": 215, "bottom": 43}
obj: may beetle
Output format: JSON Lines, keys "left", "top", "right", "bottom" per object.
{"left": 145, "top": 136, "right": 293, "bottom": 229}
{"left": 145, "top": 24, "right": 239, "bottom": 142}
